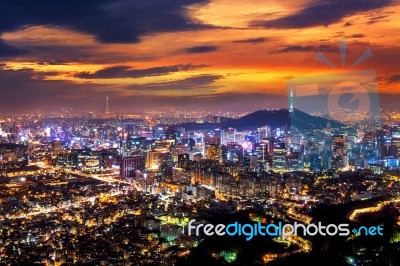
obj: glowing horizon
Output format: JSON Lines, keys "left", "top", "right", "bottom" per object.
{"left": 0, "top": 0, "right": 399, "bottom": 113}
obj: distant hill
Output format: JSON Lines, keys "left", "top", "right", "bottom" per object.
{"left": 289, "top": 109, "right": 344, "bottom": 130}
{"left": 170, "top": 109, "right": 344, "bottom": 131}
{"left": 223, "top": 109, "right": 344, "bottom": 130}
{"left": 222, "top": 109, "right": 289, "bottom": 129}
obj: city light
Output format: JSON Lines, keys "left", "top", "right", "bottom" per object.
{"left": 0, "top": 1, "right": 399, "bottom": 265}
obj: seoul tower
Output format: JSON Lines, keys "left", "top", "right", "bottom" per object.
{"left": 289, "top": 89, "right": 294, "bottom": 113}
{"left": 289, "top": 88, "right": 294, "bottom": 130}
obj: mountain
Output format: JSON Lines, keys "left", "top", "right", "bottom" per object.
{"left": 222, "top": 109, "right": 289, "bottom": 129}
{"left": 171, "top": 109, "right": 344, "bottom": 131}
{"left": 222, "top": 109, "right": 344, "bottom": 130}
{"left": 289, "top": 109, "right": 344, "bottom": 130}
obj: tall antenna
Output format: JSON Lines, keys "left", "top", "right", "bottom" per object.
{"left": 105, "top": 96, "right": 110, "bottom": 118}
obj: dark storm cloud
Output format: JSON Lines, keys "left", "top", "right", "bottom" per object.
{"left": 126, "top": 74, "right": 223, "bottom": 91}
{"left": 37, "top": 60, "right": 70, "bottom": 66}
{"left": 367, "top": 15, "right": 390, "bottom": 24}
{"left": 11, "top": 43, "right": 152, "bottom": 64}
{"left": 348, "top": 34, "right": 365, "bottom": 38}
{"left": 270, "top": 44, "right": 337, "bottom": 54}
{"left": 76, "top": 64, "right": 207, "bottom": 79}
{"left": 388, "top": 74, "right": 400, "bottom": 83}
{"left": 0, "top": 0, "right": 212, "bottom": 44}
{"left": 232, "top": 37, "right": 268, "bottom": 44}
{"left": 183, "top": 45, "right": 219, "bottom": 53}
{"left": 0, "top": 39, "right": 27, "bottom": 57}
{"left": 24, "top": 44, "right": 92, "bottom": 63}
{"left": 252, "top": 0, "right": 393, "bottom": 29}
{"left": 0, "top": 67, "right": 108, "bottom": 112}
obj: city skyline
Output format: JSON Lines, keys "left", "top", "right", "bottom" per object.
{"left": 1, "top": 2, "right": 400, "bottom": 265}
{"left": 0, "top": 0, "right": 399, "bottom": 113}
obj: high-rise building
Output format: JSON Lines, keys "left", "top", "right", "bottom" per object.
{"left": 226, "top": 142, "right": 242, "bottom": 162}
{"left": 153, "top": 127, "right": 165, "bottom": 139}
{"left": 363, "top": 132, "right": 375, "bottom": 147}
{"left": 121, "top": 156, "right": 145, "bottom": 178}
{"left": 272, "top": 143, "right": 287, "bottom": 170}
{"left": 206, "top": 144, "right": 220, "bottom": 161}
{"left": 221, "top": 128, "right": 236, "bottom": 145}
{"left": 332, "top": 135, "right": 347, "bottom": 170}
{"left": 172, "top": 167, "right": 189, "bottom": 183}
{"left": 244, "top": 151, "right": 258, "bottom": 171}
{"left": 235, "top": 131, "right": 244, "bottom": 145}
{"left": 267, "top": 138, "right": 275, "bottom": 156}
{"left": 220, "top": 145, "right": 228, "bottom": 162}
{"left": 165, "top": 127, "right": 176, "bottom": 140}
{"left": 205, "top": 135, "right": 220, "bottom": 146}
{"left": 392, "top": 138, "right": 400, "bottom": 157}
{"left": 267, "top": 181, "right": 278, "bottom": 197}
{"left": 147, "top": 151, "right": 161, "bottom": 168}
{"left": 390, "top": 125, "right": 399, "bottom": 136}
{"left": 388, "top": 145, "right": 398, "bottom": 158}
{"left": 255, "top": 142, "right": 268, "bottom": 166}
{"left": 310, "top": 153, "right": 322, "bottom": 170}
{"left": 287, "top": 152, "right": 303, "bottom": 171}
{"left": 177, "top": 153, "right": 190, "bottom": 168}
{"left": 257, "top": 127, "right": 266, "bottom": 143}
{"left": 160, "top": 152, "right": 172, "bottom": 163}
{"left": 171, "top": 143, "right": 189, "bottom": 162}
{"left": 224, "top": 128, "right": 236, "bottom": 144}
{"left": 51, "top": 140, "right": 62, "bottom": 155}
{"left": 362, "top": 132, "right": 378, "bottom": 162}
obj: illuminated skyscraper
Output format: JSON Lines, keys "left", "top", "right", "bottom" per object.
{"left": 243, "top": 151, "right": 258, "bottom": 171}
{"left": 171, "top": 143, "right": 189, "bottom": 162}
{"left": 205, "top": 135, "right": 220, "bottom": 146}
{"left": 147, "top": 151, "right": 161, "bottom": 168}
{"left": 121, "top": 156, "right": 145, "bottom": 178}
{"left": 392, "top": 138, "right": 400, "bottom": 157}
{"left": 221, "top": 128, "right": 236, "bottom": 145}
{"left": 177, "top": 153, "right": 190, "bottom": 168}
{"left": 257, "top": 126, "right": 270, "bottom": 142}
{"left": 362, "top": 132, "right": 378, "bottom": 162}
{"left": 206, "top": 144, "right": 220, "bottom": 160}
{"left": 332, "top": 135, "right": 347, "bottom": 170}
{"left": 273, "top": 143, "right": 287, "bottom": 170}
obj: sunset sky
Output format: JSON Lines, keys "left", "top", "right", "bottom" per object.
{"left": 0, "top": 0, "right": 399, "bottom": 113}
